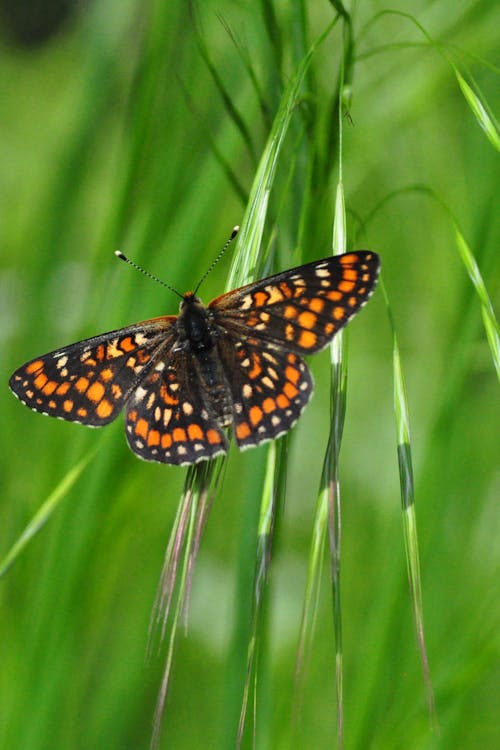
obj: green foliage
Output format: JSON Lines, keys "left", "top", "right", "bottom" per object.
{"left": 1, "top": 2, "right": 498, "bottom": 749}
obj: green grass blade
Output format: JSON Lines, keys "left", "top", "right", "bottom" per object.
{"left": 454, "top": 70, "right": 500, "bottom": 152}
{"left": 453, "top": 224, "right": 500, "bottom": 380}
{"left": 226, "top": 18, "right": 336, "bottom": 291}
{"left": 365, "top": 185, "right": 499, "bottom": 380}
{"left": 150, "top": 458, "right": 225, "bottom": 748}
{"left": 0, "top": 448, "right": 97, "bottom": 580}
{"left": 382, "top": 280, "right": 437, "bottom": 725}
{"left": 192, "top": 12, "right": 258, "bottom": 166}
{"left": 296, "top": 158, "right": 349, "bottom": 747}
{"left": 237, "top": 441, "right": 283, "bottom": 745}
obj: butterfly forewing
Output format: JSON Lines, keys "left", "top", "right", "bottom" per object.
{"left": 210, "top": 251, "right": 380, "bottom": 355}
{"left": 9, "top": 318, "right": 176, "bottom": 426}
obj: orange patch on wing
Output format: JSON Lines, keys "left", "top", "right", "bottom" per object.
{"left": 206, "top": 429, "right": 221, "bottom": 444}
{"left": 285, "top": 323, "right": 295, "bottom": 341}
{"left": 111, "top": 384, "right": 122, "bottom": 399}
{"left": 339, "top": 253, "right": 358, "bottom": 264}
{"left": 284, "top": 305, "right": 297, "bottom": 319}
{"left": 120, "top": 337, "right": 135, "bottom": 352}
{"left": 135, "top": 418, "right": 148, "bottom": 439}
{"left": 188, "top": 423, "right": 204, "bottom": 441}
{"left": 75, "top": 377, "right": 89, "bottom": 393}
{"left": 87, "top": 381, "right": 105, "bottom": 402}
{"left": 100, "top": 368, "right": 114, "bottom": 382}
{"left": 342, "top": 269, "right": 358, "bottom": 281}
{"left": 324, "top": 323, "right": 335, "bottom": 335}
{"left": 173, "top": 427, "right": 187, "bottom": 443}
{"left": 34, "top": 373, "right": 48, "bottom": 390}
{"left": 263, "top": 397, "right": 276, "bottom": 413}
{"left": 161, "top": 433, "right": 172, "bottom": 449}
{"left": 298, "top": 311, "right": 317, "bottom": 329}
{"left": 333, "top": 307, "right": 345, "bottom": 320}
{"left": 249, "top": 406, "right": 263, "bottom": 426}
{"left": 56, "top": 382, "right": 71, "bottom": 395}
{"left": 248, "top": 355, "right": 262, "bottom": 379}
{"left": 147, "top": 430, "right": 160, "bottom": 447}
{"left": 42, "top": 380, "right": 58, "bottom": 396}
{"left": 280, "top": 282, "right": 293, "bottom": 298}
{"left": 276, "top": 394, "right": 290, "bottom": 409}
{"left": 63, "top": 399, "right": 74, "bottom": 412}
{"left": 348, "top": 296, "right": 358, "bottom": 307}
{"left": 236, "top": 422, "right": 251, "bottom": 440}
{"left": 96, "top": 399, "right": 114, "bottom": 419}
{"left": 284, "top": 382, "right": 299, "bottom": 399}
{"left": 327, "top": 290, "right": 343, "bottom": 301}
{"left": 285, "top": 366, "right": 300, "bottom": 384}
{"left": 309, "top": 298, "right": 325, "bottom": 313}
{"left": 339, "top": 280, "right": 355, "bottom": 293}
{"left": 297, "top": 330, "right": 317, "bottom": 349}
{"left": 254, "top": 291, "right": 268, "bottom": 306}
{"left": 26, "top": 359, "right": 44, "bottom": 374}
{"left": 96, "top": 344, "right": 106, "bottom": 361}
{"left": 77, "top": 408, "right": 88, "bottom": 418}
{"left": 128, "top": 409, "right": 138, "bottom": 422}
{"left": 160, "top": 384, "right": 178, "bottom": 405}
{"left": 293, "top": 285, "right": 305, "bottom": 298}
{"left": 48, "top": 400, "right": 56, "bottom": 409}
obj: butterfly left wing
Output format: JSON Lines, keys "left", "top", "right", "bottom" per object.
{"left": 210, "top": 251, "right": 380, "bottom": 355}
{"left": 9, "top": 318, "right": 177, "bottom": 426}
{"left": 125, "top": 348, "right": 228, "bottom": 465}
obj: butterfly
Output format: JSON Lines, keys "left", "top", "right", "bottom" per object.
{"left": 9, "top": 250, "right": 380, "bottom": 465}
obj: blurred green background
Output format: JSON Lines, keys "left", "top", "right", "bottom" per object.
{"left": 1, "top": 1, "right": 498, "bottom": 749}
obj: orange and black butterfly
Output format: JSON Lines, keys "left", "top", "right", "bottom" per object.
{"left": 9, "top": 244, "right": 380, "bottom": 465}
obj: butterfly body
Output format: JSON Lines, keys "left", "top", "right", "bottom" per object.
{"left": 10, "top": 251, "right": 380, "bottom": 465}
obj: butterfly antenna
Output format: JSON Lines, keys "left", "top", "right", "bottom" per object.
{"left": 114, "top": 251, "right": 184, "bottom": 299}
{"left": 193, "top": 225, "right": 240, "bottom": 295}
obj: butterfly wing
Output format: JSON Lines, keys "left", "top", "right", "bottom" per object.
{"left": 210, "top": 251, "right": 379, "bottom": 448}
{"left": 210, "top": 251, "right": 380, "bottom": 355}
{"left": 125, "top": 348, "right": 228, "bottom": 465}
{"left": 9, "top": 317, "right": 177, "bottom": 426}
{"left": 216, "top": 335, "right": 313, "bottom": 449}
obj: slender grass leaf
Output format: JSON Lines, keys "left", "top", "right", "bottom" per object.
{"left": 0, "top": 448, "right": 97, "bottom": 579}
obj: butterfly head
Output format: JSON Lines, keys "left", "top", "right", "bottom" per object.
{"left": 180, "top": 290, "right": 203, "bottom": 311}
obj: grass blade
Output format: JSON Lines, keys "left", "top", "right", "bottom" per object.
{"left": 453, "top": 224, "right": 500, "bottom": 380}
{"left": 150, "top": 458, "right": 225, "bottom": 749}
{"left": 382, "top": 280, "right": 437, "bottom": 726}
{"left": 0, "top": 448, "right": 97, "bottom": 580}
{"left": 454, "top": 70, "right": 500, "bottom": 152}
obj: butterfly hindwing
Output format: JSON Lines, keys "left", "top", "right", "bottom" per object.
{"left": 216, "top": 335, "right": 313, "bottom": 449}
{"left": 9, "top": 318, "right": 176, "bottom": 426}
{"left": 210, "top": 252, "right": 380, "bottom": 355}
{"left": 125, "top": 349, "right": 228, "bottom": 465}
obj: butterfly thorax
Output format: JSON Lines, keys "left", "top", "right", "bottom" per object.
{"left": 178, "top": 292, "right": 233, "bottom": 428}
{"left": 178, "top": 292, "right": 213, "bottom": 352}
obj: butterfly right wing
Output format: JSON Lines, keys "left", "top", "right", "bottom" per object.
{"left": 210, "top": 252, "right": 380, "bottom": 355}
{"left": 9, "top": 317, "right": 177, "bottom": 426}
{"left": 215, "top": 334, "right": 313, "bottom": 449}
